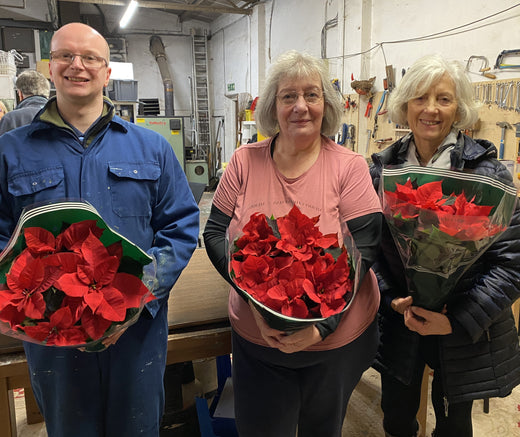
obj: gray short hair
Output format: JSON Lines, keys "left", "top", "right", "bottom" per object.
{"left": 16, "top": 70, "right": 51, "bottom": 99}
{"left": 255, "top": 50, "right": 343, "bottom": 137}
{"left": 387, "top": 54, "right": 479, "bottom": 129}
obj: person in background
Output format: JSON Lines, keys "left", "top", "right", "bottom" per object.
{"left": 0, "top": 22, "right": 199, "bottom": 437}
{"left": 203, "top": 50, "right": 382, "bottom": 437}
{"left": 0, "top": 69, "right": 50, "bottom": 135}
{"left": 0, "top": 100, "right": 8, "bottom": 121}
{"left": 370, "top": 54, "right": 520, "bottom": 437}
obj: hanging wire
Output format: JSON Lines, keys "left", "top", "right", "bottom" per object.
{"left": 321, "top": 14, "right": 338, "bottom": 59}
{"left": 327, "top": 3, "right": 520, "bottom": 61}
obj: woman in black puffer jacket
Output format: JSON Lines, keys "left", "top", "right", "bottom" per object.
{"left": 370, "top": 54, "right": 520, "bottom": 437}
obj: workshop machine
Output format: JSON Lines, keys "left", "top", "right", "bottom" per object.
{"left": 135, "top": 115, "right": 185, "bottom": 169}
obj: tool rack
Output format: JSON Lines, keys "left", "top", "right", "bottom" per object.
{"left": 471, "top": 78, "right": 520, "bottom": 163}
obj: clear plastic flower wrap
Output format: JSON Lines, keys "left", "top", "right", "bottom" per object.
{"left": 227, "top": 205, "right": 362, "bottom": 332}
{"left": 0, "top": 200, "right": 157, "bottom": 352}
{"left": 380, "top": 165, "right": 517, "bottom": 311}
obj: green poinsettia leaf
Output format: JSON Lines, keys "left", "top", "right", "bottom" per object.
{"left": 323, "top": 245, "right": 343, "bottom": 261}
{"left": 266, "top": 216, "right": 280, "bottom": 239}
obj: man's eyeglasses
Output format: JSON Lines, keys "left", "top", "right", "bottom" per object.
{"left": 276, "top": 90, "right": 324, "bottom": 106}
{"left": 50, "top": 51, "right": 108, "bottom": 68}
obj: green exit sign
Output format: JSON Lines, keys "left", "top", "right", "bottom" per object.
{"left": 227, "top": 83, "right": 235, "bottom": 92}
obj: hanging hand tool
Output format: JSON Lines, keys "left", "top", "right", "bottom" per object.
{"left": 372, "top": 90, "right": 389, "bottom": 138}
{"left": 513, "top": 123, "right": 520, "bottom": 162}
{"left": 516, "top": 82, "right": 520, "bottom": 113}
{"left": 348, "top": 124, "right": 355, "bottom": 150}
{"left": 337, "top": 123, "right": 349, "bottom": 145}
{"left": 384, "top": 65, "right": 395, "bottom": 92}
{"left": 496, "top": 121, "right": 512, "bottom": 159}
{"left": 364, "top": 96, "right": 373, "bottom": 118}
{"left": 364, "top": 129, "right": 372, "bottom": 156}
{"left": 465, "top": 56, "right": 496, "bottom": 80}
{"left": 494, "top": 49, "right": 520, "bottom": 69}
{"left": 375, "top": 138, "right": 393, "bottom": 148}
{"left": 502, "top": 82, "right": 513, "bottom": 110}
{"left": 345, "top": 96, "right": 357, "bottom": 111}
{"left": 331, "top": 78, "right": 346, "bottom": 104}
{"left": 338, "top": 124, "right": 355, "bottom": 150}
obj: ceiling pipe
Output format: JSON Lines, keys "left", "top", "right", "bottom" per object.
{"left": 149, "top": 35, "right": 174, "bottom": 117}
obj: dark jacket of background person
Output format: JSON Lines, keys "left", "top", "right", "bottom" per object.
{"left": 0, "top": 95, "right": 48, "bottom": 135}
{"left": 0, "top": 70, "right": 50, "bottom": 135}
{"left": 370, "top": 131, "right": 520, "bottom": 404}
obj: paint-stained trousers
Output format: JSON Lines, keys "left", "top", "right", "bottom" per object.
{"left": 231, "top": 318, "right": 379, "bottom": 437}
{"left": 24, "top": 303, "right": 168, "bottom": 437}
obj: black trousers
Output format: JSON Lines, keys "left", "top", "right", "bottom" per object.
{"left": 381, "top": 336, "right": 473, "bottom": 437}
{"left": 231, "top": 318, "right": 379, "bottom": 437}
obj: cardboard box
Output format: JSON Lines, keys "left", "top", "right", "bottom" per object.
{"left": 0, "top": 74, "right": 15, "bottom": 100}
{"left": 36, "top": 60, "right": 50, "bottom": 79}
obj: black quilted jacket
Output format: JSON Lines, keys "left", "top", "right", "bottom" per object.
{"left": 370, "top": 132, "right": 520, "bottom": 403}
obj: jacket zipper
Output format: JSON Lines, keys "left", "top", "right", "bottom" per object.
{"left": 438, "top": 338, "right": 449, "bottom": 418}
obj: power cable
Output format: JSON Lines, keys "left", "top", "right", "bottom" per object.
{"left": 327, "top": 3, "right": 520, "bottom": 61}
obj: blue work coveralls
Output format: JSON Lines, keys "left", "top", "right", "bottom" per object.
{"left": 0, "top": 97, "right": 200, "bottom": 436}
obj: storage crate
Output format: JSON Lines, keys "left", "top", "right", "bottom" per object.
{"left": 109, "top": 79, "right": 138, "bottom": 101}
{"left": 0, "top": 74, "right": 16, "bottom": 100}
{"left": 0, "top": 50, "right": 16, "bottom": 77}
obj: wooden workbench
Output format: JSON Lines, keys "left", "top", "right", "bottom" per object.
{"left": 0, "top": 248, "right": 231, "bottom": 437}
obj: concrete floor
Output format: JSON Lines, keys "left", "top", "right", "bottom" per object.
{"left": 15, "top": 367, "right": 520, "bottom": 436}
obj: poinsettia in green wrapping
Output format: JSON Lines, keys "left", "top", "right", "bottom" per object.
{"left": 0, "top": 201, "right": 156, "bottom": 351}
{"left": 381, "top": 166, "right": 517, "bottom": 311}
{"left": 228, "top": 205, "right": 362, "bottom": 332}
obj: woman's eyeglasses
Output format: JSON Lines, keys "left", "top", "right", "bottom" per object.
{"left": 276, "top": 90, "right": 324, "bottom": 106}
{"left": 50, "top": 51, "right": 108, "bottom": 68}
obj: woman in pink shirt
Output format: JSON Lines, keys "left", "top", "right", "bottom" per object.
{"left": 204, "top": 50, "right": 382, "bottom": 437}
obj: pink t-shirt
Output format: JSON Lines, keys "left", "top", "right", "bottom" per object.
{"left": 213, "top": 135, "right": 381, "bottom": 350}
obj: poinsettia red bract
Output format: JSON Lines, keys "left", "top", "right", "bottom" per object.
{"left": 0, "top": 220, "right": 155, "bottom": 347}
{"left": 230, "top": 205, "right": 354, "bottom": 322}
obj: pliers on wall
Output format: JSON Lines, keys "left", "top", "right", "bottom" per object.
{"left": 364, "top": 96, "right": 373, "bottom": 117}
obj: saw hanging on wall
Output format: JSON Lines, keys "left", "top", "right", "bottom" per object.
{"left": 494, "top": 49, "right": 520, "bottom": 69}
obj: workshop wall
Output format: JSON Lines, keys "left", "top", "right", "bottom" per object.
{"left": 1, "top": 0, "right": 518, "bottom": 172}
{"left": 209, "top": 0, "right": 520, "bottom": 166}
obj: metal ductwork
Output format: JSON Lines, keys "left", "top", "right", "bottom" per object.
{"left": 149, "top": 35, "right": 174, "bottom": 117}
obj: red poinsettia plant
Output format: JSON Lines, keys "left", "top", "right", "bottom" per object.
{"left": 385, "top": 178, "right": 505, "bottom": 241}
{"left": 229, "top": 205, "right": 359, "bottom": 331}
{"left": 381, "top": 166, "right": 517, "bottom": 311}
{"left": 0, "top": 220, "right": 155, "bottom": 348}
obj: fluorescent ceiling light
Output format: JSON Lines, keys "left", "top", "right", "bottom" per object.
{"left": 120, "top": 0, "right": 138, "bottom": 28}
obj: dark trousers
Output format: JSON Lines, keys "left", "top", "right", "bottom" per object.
{"left": 381, "top": 336, "right": 473, "bottom": 437}
{"left": 231, "top": 318, "right": 379, "bottom": 437}
{"left": 24, "top": 303, "right": 169, "bottom": 437}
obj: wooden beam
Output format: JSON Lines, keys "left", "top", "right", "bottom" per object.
{"left": 63, "top": 0, "right": 253, "bottom": 15}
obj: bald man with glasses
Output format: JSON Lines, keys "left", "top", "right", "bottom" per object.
{"left": 0, "top": 22, "right": 199, "bottom": 437}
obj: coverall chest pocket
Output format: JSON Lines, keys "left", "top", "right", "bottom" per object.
{"left": 8, "top": 167, "right": 65, "bottom": 206}
{"left": 108, "top": 162, "right": 160, "bottom": 217}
